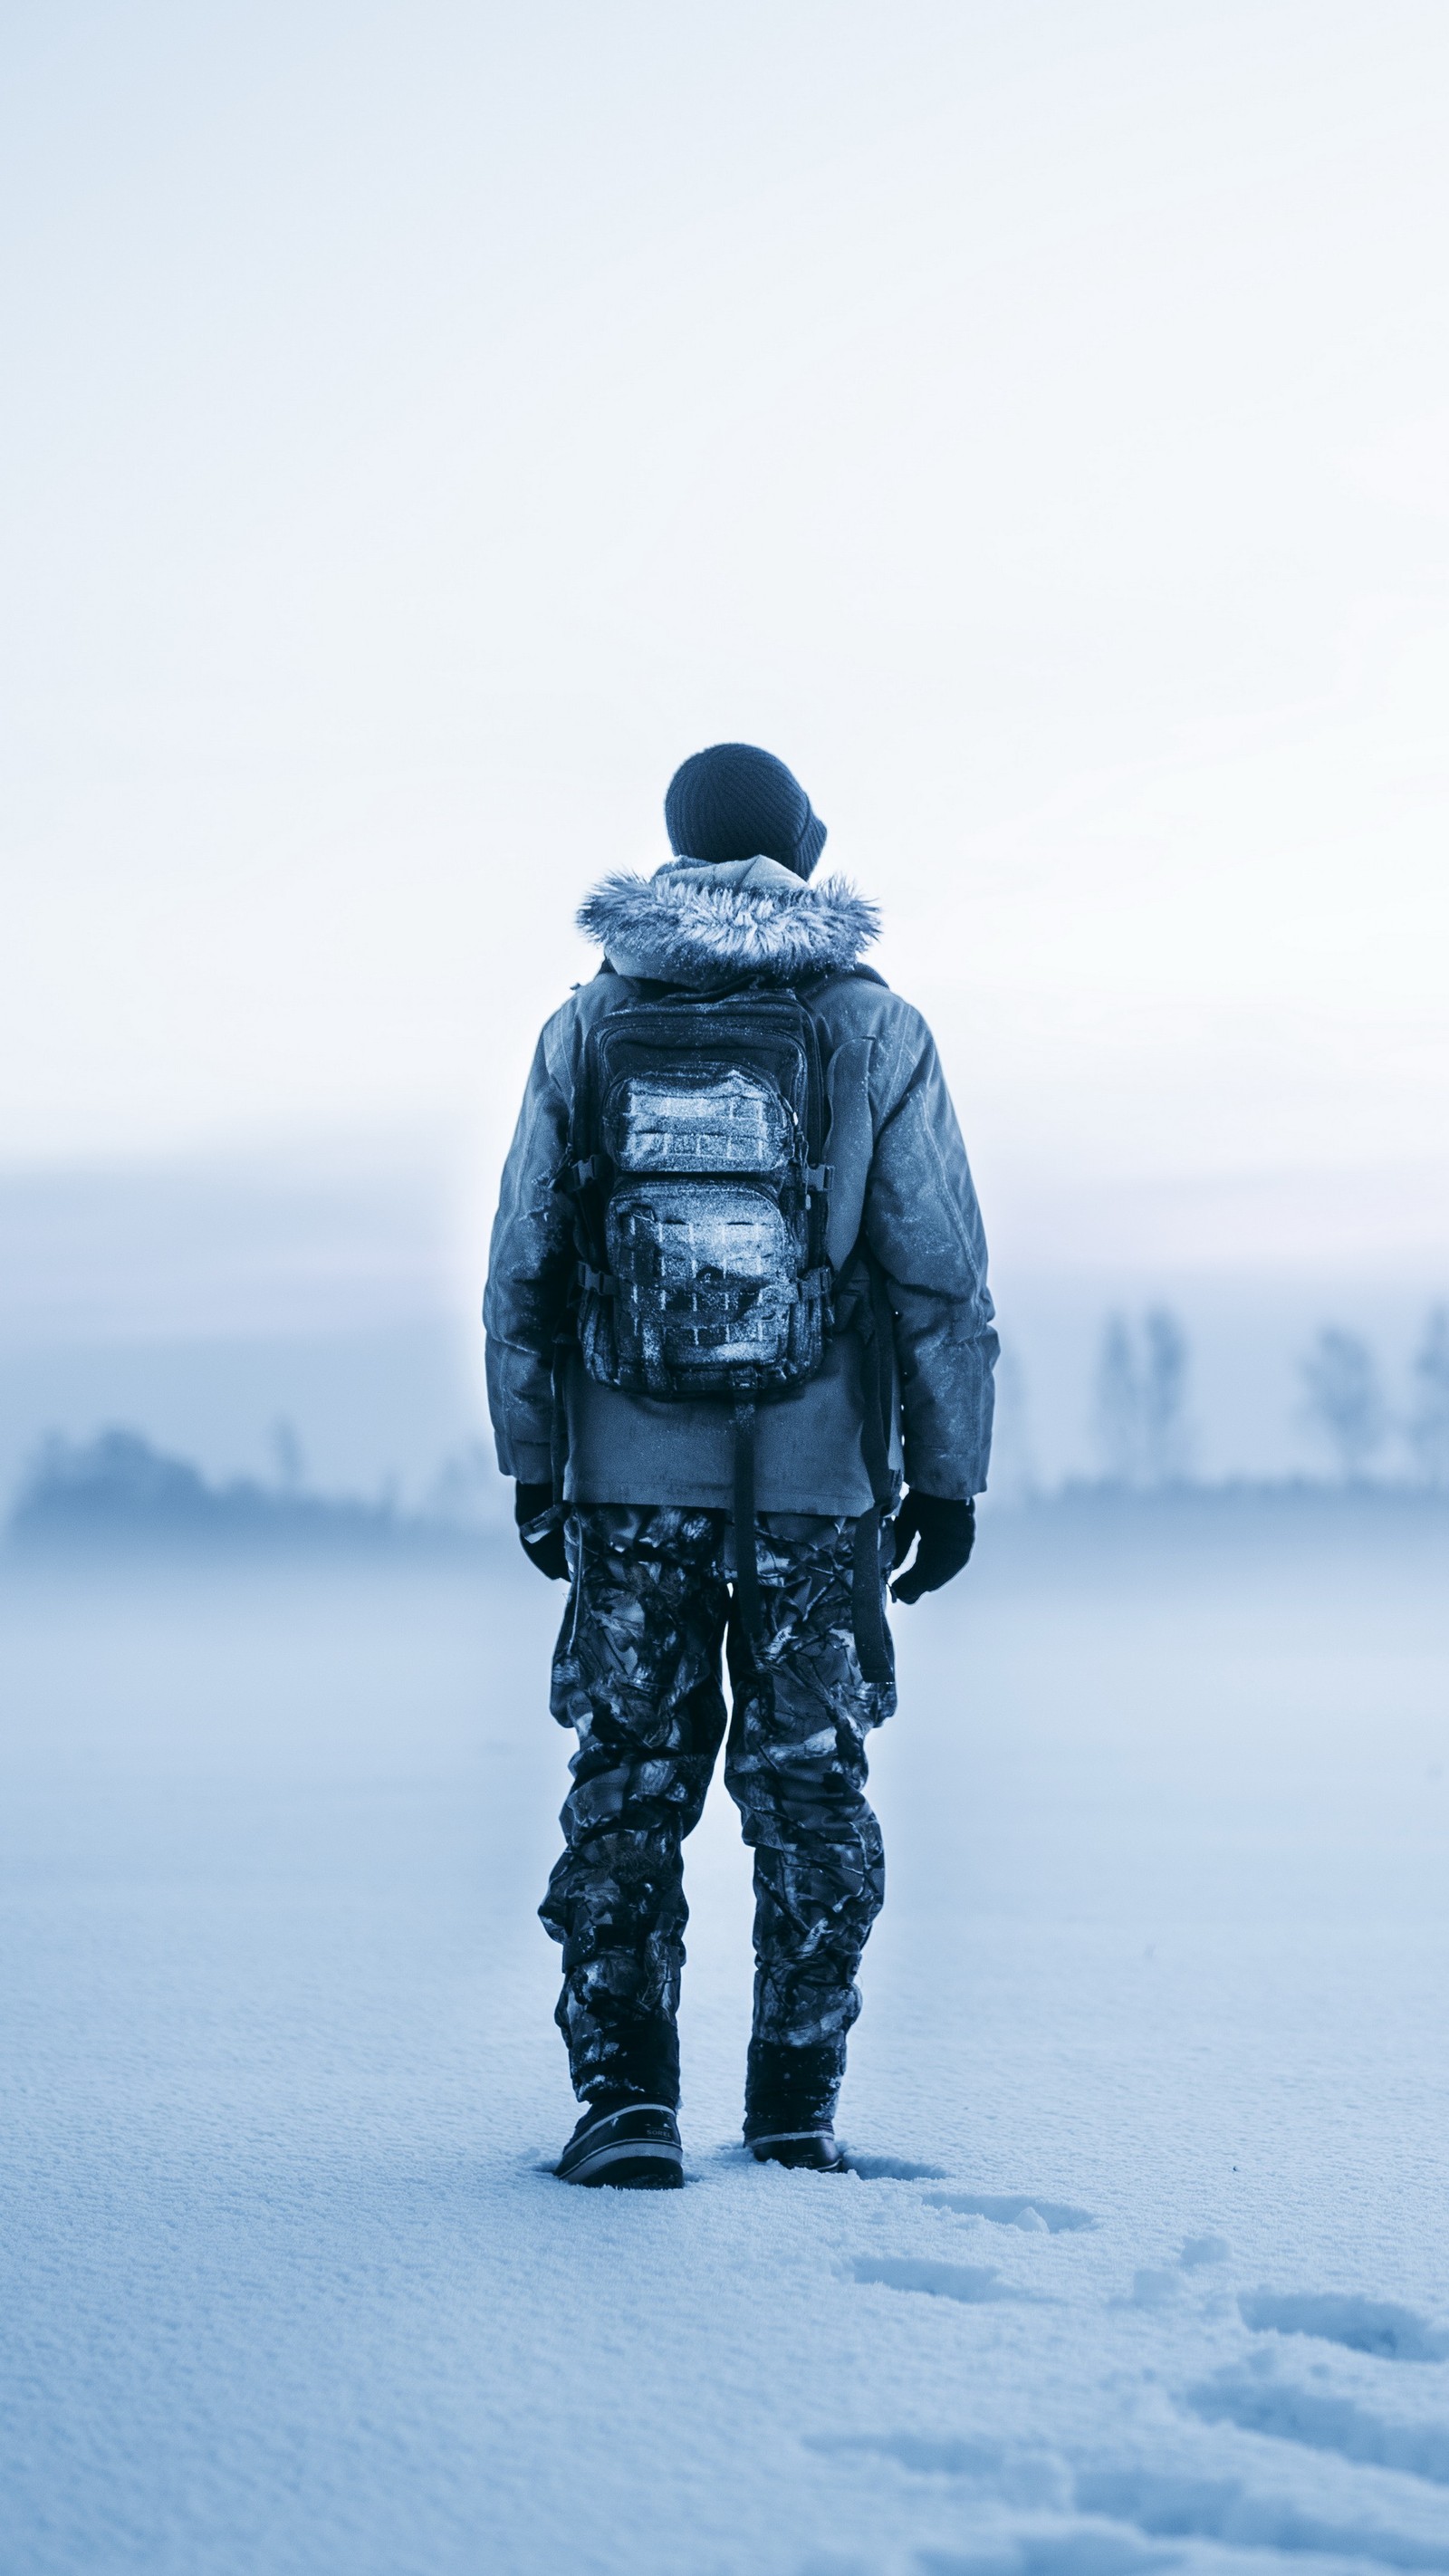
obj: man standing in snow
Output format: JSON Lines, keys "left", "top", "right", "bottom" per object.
{"left": 485, "top": 744, "right": 996, "bottom": 2187}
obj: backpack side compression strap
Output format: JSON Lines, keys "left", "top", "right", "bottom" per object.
{"left": 850, "top": 1507, "right": 893, "bottom": 1691}
{"left": 732, "top": 1400, "right": 760, "bottom": 1640}
{"left": 843, "top": 1247, "right": 900, "bottom": 1692}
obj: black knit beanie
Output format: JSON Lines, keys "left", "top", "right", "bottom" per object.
{"left": 664, "top": 743, "right": 828, "bottom": 879}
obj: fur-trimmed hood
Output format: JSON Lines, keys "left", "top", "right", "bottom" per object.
{"left": 577, "top": 855, "right": 881, "bottom": 988}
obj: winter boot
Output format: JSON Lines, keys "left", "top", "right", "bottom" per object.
{"left": 744, "top": 2039, "right": 847, "bottom": 2173}
{"left": 746, "top": 2125, "right": 847, "bottom": 2172}
{"left": 555, "top": 2095, "right": 684, "bottom": 2190}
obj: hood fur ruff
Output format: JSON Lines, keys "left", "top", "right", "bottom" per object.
{"left": 577, "top": 863, "right": 881, "bottom": 987}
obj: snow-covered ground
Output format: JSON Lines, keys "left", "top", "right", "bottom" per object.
{"left": 3, "top": 1502, "right": 1447, "bottom": 2576}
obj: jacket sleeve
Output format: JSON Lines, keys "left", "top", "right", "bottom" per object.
{"left": 484, "top": 1016, "right": 576, "bottom": 1484}
{"left": 862, "top": 1009, "right": 998, "bottom": 1499}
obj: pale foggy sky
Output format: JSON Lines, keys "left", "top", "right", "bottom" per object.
{"left": 5, "top": 0, "right": 1448, "bottom": 1281}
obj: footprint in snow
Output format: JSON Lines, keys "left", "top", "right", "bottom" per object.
{"left": 840, "top": 2151, "right": 950, "bottom": 2181}
{"left": 1239, "top": 2290, "right": 1449, "bottom": 2363}
{"left": 1111, "top": 2239, "right": 1230, "bottom": 2307}
{"left": 805, "top": 2427, "right": 1069, "bottom": 2510}
{"left": 1185, "top": 2363, "right": 1449, "bottom": 2486}
{"left": 924, "top": 2191, "right": 1096, "bottom": 2235}
{"left": 1073, "top": 2463, "right": 1449, "bottom": 2571}
{"left": 1179, "top": 2235, "right": 1230, "bottom": 2269}
{"left": 1121, "top": 2269, "right": 1182, "bottom": 2310}
{"left": 850, "top": 2254, "right": 1042, "bottom": 2305}
{"left": 916, "top": 2536, "right": 1172, "bottom": 2576}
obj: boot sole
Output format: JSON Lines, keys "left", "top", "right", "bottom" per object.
{"left": 556, "top": 2126, "right": 685, "bottom": 2187}
{"left": 746, "top": 2129, "right": 846, "bottom": 2172}
{"left": 560, "top": 2145, "right": 684, "bottom": 2189}
{"left": 555, "top": 2100, "right": 682, "bottom": 2189}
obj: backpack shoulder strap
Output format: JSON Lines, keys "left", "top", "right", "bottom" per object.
{"left": 790, "top": 963, "right": 888, "bottom": 1005}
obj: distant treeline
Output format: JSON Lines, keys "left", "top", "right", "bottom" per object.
{"left": 8, "top": 1377, "right": 1449, "bottom": 1560}
{"left": 5, "top": 1429, "right": 495, "bottom": 1554}
{"left": 1085, "top": 1304, "right": 1449, "bottom": 1491}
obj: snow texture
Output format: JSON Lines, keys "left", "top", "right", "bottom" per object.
{"left": 2, "top": 1503, "right": 1447, "bottom": 2576}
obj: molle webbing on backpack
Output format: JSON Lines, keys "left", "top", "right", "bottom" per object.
{"left": 563, "top": 993, "right": 832, "bottom": 1405}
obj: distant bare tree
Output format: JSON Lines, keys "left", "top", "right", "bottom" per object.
{"left": 268, "top": 1418, "right": 305, "bottom": 1494}
{"left": 1300, "top": 1326, "right": 1386, "bottom": 1483}
{"left": 425, "top": 1439, "right": 512, "bottom": 1533}
{"left": 1094, "top": 1314, "right": 1142, "bottom": 1485}
{"left": 1407, "top": 1306, "right": 1449, "bottom": 1487}
{"left": 988, "top": 1346, "right": 1040, "bottom": 1504}
{"left": 1093, "top": 1308, "right": 1193, "bottom": 1486}
{"left": 1141, "top": 1307, "right": 1191, "bottom": 1485}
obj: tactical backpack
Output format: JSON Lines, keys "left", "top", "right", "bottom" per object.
{"left": 556, "top": 977, "right": 896, "bottom": 1683}
{"left": 564, "top": 990, "right": 832, "bottom": 1401}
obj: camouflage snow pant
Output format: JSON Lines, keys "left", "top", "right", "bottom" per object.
{"left": 541, "top": 1506, "right": 896, "bottom": 2120}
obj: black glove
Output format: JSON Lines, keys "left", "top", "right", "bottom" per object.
{"left": 889, "top": 1492, "right": 975, "bottom": 1603}
{"left": 514, "top": 1481, "right": 568, "bottom": 1581}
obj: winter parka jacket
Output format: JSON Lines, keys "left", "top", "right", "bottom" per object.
{"left": 485, "top": 856, "right": 998, "bottom": 1513}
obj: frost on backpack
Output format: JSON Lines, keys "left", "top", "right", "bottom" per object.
{"left": 564, "top": 994, "right": 833, "bottom": 1400}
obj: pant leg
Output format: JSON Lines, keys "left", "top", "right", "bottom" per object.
{"left": 724, "top": 1514, "right": 896, "bottom": 2127}
{"left": 540, "top": 1504, "right": 730, "bottom": 2106}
